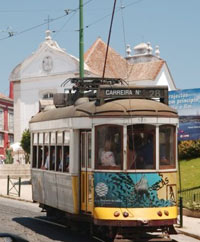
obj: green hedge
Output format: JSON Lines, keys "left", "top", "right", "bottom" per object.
{"left": 179, "top": 140, "right": 200, "bottom": 160}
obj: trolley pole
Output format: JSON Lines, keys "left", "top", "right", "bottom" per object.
{"left": 79, "top": 0, "right": 84, "bottom": 78}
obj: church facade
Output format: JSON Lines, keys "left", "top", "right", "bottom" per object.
{"left": 9, "top": 30, "right": 93, "bottom": 142}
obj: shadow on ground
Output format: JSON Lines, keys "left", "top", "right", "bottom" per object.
{"left": 13, "top": 216, "right": 96, "bottom": 242}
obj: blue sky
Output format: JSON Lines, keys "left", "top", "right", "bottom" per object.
{"left": 0, "top": 0, "right": 199, "bottom": 95}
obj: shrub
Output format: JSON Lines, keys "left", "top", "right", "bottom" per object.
{"left": 178, "top": 140, "right": 200, "bottom": 160}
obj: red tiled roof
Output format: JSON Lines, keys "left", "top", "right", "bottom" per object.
{"left": 84, "top": 38, "right": 165, "bottom": 81}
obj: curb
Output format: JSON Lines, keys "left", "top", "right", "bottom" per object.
{"left": 0, "top": 194, "right": 33, "bottom": 203}
{"left": 176, "top": 228, "right": 200, "bottom": 241}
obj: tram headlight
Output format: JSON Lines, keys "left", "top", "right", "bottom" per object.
{"left": 114, "top": 211, "right": 120, "bottom": 217}
{"left": 157, "top": 211, "right": 163, "bottom": 217}
{"left": 164, "top": 210, "right": 169, "bottom": 216}
{"left": 123, "top": 212, "right": 129, "bottom": 218}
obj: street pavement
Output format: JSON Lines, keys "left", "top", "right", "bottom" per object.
{"left": 0, "top": 178, "right": 200, "bottom": 240}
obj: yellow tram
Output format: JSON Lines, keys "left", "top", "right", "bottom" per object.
{"left": 30, "top": 78, "right": 178, "bottom": 239}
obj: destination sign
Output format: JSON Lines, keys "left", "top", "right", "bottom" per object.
{"left": 105, "top": 89, "right": 140, "bottom": 96}
{"left": 97, "top": 86, "right": 168, "bottom": 104}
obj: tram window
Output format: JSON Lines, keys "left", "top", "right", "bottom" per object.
{"left": 32, "top": 146, "right": 37, "bottom": 168}
{"left": 49, "top": 146, "right": 56, "bottom": 170}
{"left": 159, "top": 125, "right": 176, "bottom": 169}
{"left": 42, "top": 146, "right": 49, "bottom": 170}
{"left": 63, "top": 146, "right": 70, "bottom": 172}
{"left": 38, "top": 146, "right": 43, "bottom": 169}
{"left": 95, "top": 125, "right": 123, "bottom": 169}
{"left": 56, "top": 146, "right": 62, "bottom": 171}
{"left": 127, "top": 125, "right": 155, "bottom": 170}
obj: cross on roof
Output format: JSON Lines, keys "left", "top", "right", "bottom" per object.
{"left": 44, "top": 15, "right": 53, "bottom": 30}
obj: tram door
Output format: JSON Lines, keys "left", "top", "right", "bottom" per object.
{"left": 80, "top": 131, "right": 93, "bottom": 213}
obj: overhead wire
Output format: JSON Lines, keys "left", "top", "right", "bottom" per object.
{"left": 0, "top": 0, "right": 144, "bottom": 41}
{"left": 53, "top": 11, "right": 77, "bottom": 36}
{"left": 85, "top": 0, "right": 145, "bottom": 29}
{"left": 0, "top": 14, "right": 67, "bottom": 41}
{"left": 53, "top": 0, "right": 94, "bottom": 35}
{"left": 0, "top": 0, "right": 94, "bottom": 41}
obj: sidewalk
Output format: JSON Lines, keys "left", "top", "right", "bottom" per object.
{"left": 0, "top": 178, "right": 32, "bottom": 202}
{"left": 176, "top": 215, "right": 200, "bottom": 240}
{"left": 0, "top": 178, "right": 200, "bottom": 240}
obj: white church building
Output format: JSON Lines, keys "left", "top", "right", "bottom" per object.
{"left": 9, "top": 31, "right": 177, "bottom": 143}
{"left": 9, "top": 30, "right": 93, "bottom": 143}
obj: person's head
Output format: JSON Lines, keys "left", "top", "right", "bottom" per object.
{"left": 105, "top": 140, "right": 112, "bottom": 151}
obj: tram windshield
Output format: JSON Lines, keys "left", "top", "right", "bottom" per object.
{"left": 127, "top": 124, "right": 155, "bottom": 170}
{"left": 95, "top": 125, "right": 123, "bottom": 169}
{"left": 159, "top": 125, "right": 176, "bottom": 169}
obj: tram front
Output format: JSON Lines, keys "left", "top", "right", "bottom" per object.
{"left": 84, "top": 89, "right": 179, "bottom": 234}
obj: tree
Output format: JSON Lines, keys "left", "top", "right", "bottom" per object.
{"left": 4, "top": 147, "right": 13, "bottom": 164}
{"left": 20, "top": 129, "right": 30, "bottom": 164}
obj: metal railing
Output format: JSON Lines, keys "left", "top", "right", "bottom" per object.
{"left": 179, "top": 186, "right": 200, "bottom": 208}
{"left": 178, "top": 186, "right": 200, "bottom": 227}
{"left": 7, "top": 175, "right": 21, "bottom": 197}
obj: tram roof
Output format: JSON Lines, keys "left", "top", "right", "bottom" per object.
{"left": 30, "top": 98, "right": 178, "bottom": 123}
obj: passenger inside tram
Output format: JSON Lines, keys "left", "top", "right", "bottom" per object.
{"left": 64, "top": 148, "right": 70, "bottom": 172}
{"left": 44, "top": 149, "right": 50, "bottom": 170}
{"left": 127, "top": 131, "right": 154, "bottom": 169}
{"left": 100, "top": 139, "right": 116, "bottom": 166}
{"left": 58, "top": 147, "right": 70, "bottom": 172}
{"left": 96, "top": 125, "right": 122, "bottom": 169}
{"left": 136, "top": 134, "right": 154, "bottom": 169}
{"left": 50, "top": 147, "right": 55, "bottom": 170}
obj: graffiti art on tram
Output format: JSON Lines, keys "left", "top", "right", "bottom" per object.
{"left": 94, "top": 173, "right": 175, "bottom": 208}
